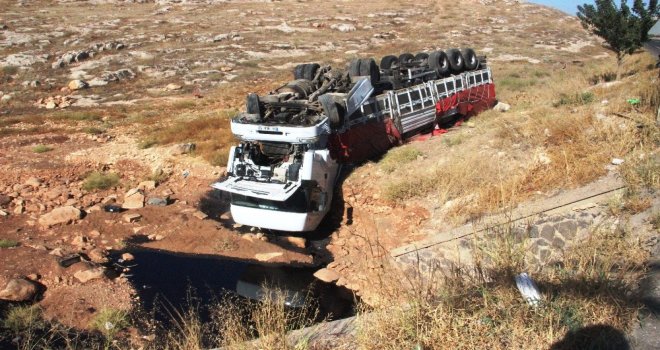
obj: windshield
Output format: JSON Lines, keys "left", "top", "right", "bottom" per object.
{"left": 231, "top": 188, "right": 309, "bottom": 213}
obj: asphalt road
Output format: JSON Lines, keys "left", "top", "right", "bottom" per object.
{"left": 643, "top": 38, "right": 660, "bottom": 59}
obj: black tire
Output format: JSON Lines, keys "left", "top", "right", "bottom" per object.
{"left": 303, "top": 63, "right": 320, "bottom": 81}
{"left": 446, "top": 49, "right": 465, "bottom": 73}
{"left": 246, "top": 93, "right": 261, "bottom": 116}
{"left": 461, "top": 48, "right": 478, "bottom": 70}
{"left": 398, "top": 53, "right": 414, "bottom": 66}
{"left": 293, "top": 64, "right": 306, "bottom": 80}
{"left": 415, "top": 52, "right": 429, "bottom": 66}
{"left": 280, "top": 79, "right": 314, "bottom": 98}
{"left": 348, "top": 59, "right": 362, "bottom": 79}
{"left": 359, "top": 58, "right": 380, "bottom": 85}
{"left": 380, "top": 55, "right": 399, "bottom": 70}
{"left": 428, "top": 50, "right": 450, "bottom": 77}
{"left": 319, "top": 94, "right": 343, "bottom": 127}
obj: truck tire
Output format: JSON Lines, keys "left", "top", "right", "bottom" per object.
{"left": 319, "top": 94, "right": 343, "bottom": 128}
{"left": 398, "top": 53, "right": 415, "bottom": 66}
{"left": 279, "top": 79, "right": 314, "bottom": 99}
{"left": 359, "top": 58, "right": 380, "bottom": 85}
{"left": 428, "top": 50, "right": 450, "bottom": 77}
{"left": 461, "top": 48, "right": 478, "bottom": 70}
{"left": 246, "top": 93, "right": 261, "bottom": 116}
{"left": 446, "top": 49, "right": 465, "bottom": 73}
{"left": 303, "top": 63, "right": 320, "bottom": 81}
{"left": 293, "top": 64, "right": 306, "bottom": 80}
{"left": 380, "top": 55, "right": 399, "bottom": 70}
{"left": 348, "top": 59, "right": 362, "bottom": 79}
{"left": 415, "top": 52, "right": 429, "bottom": 66}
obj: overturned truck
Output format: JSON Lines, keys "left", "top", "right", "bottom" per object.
{"left": 213, "top": 48, "right": 497, "bottom": 232}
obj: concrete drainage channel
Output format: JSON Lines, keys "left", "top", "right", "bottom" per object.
{"left": 117, "top": 248, "right": 356, "bottom": 328}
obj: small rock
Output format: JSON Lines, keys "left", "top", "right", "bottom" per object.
{"left": 24, "top": 177, "right": 41, "bottom": 188}
{"left": 0, "top": 278, "right": 38, "bottom": 301}
{"left": 38, "top": 206, "right": 82, "bottom": 227}
{"left": 67, "top": 80, "right": 88, "bottom": 90}
{"left": 493, "top": 101, "right": 511, "bottom": 112}
{"left": 89, "top": 229, "right": 101, "bottom": 238}
{"left": 165, "top": 83, "right": 182, "bottom": 91}
{"left": 466, "top": 121, "right": 475, "bottom": 128}
{"left": 219, "top": 212, "right": 232, "bottom": 221}
{"left": 255, "top": 252, "right": 283, "bottom": 262}
{"left": 49, "top": 248, "right": 65, "bottom": 257}
{"left": 71, "top": 235, "right": 88, "bottom": 248}
{"left": 148, "top": 233, "right": 164, "bottom": 241}
{"left": 313, "top": 268, "right": 340, "bottom": 283}
{"left": 73, "top": 267, "right": 106, "bottom": 283}
{"left": 137, "top": 180, "right": 156, "bottom": 191}
{"left": 123, "top": 213, "right": 142, "bottom": 223}
{"left": 146, "top": 197, "right": 168, "bottom": 206}
{"left": 611, "top": 158, "right": 624, "bottom": 165}
{"left": 330, "top": 23, "right": 356, "bottom": 32}
{"left": 121, "top": 252, "right": 134, "bottom": 261}
{"left": 192, "top": 210, "right": 208, "bottom": 220}
{"left": 87, "top": 248, "right": 109, "bottom": 263}
{"left": 0, "top": 210, "right": 8, "bottom": 216}
{"left": 280, "top": 236, "right": 306, "bottom": 249}
{"left": 170, "top": 143, "right": 196, "bottom": 155}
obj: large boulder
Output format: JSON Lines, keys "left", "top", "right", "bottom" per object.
{"left": 122, "top": 189, "right": 144, "bottom": 209}
{"left": 0, "top": 278, "right": 38, "bottom": 301}
{"left": 313, "top": 268, "right": 340, "bottom": 283}
{"left": 38, "top": 206, "right": 82, "bottom": 227}
{"left": 73, "top": 267, "right": 106, "bottom": 283}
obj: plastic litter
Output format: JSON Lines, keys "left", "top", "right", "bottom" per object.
{"left": 627, "top": 98, "right": 640, "bottom": 105}
{"left": 515, "top": 273, "right": 542, "bottom": 307}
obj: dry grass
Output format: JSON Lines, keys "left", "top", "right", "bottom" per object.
{"left": 353, "top": 224, "right": 648, "bottom": 350}
{"left": 82, "top": 172, "right": 120, "bottom": 191}
{"left": 141, "top": 109, "right": 236, "bottom": 166}
{"left": 380, "top": 53, "right": 657, "bottom": 224}
{"left": 379, "top": 146, "right": 423, "bottom": 174}
{"left": 213, "top": 286, "right": 318, "bottom": 350}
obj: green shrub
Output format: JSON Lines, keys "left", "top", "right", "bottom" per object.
{"left": 90, "top": 308, "right": 130, "bottom": 339}
{"left": 380, "top": 147, "right": 423, "bottom": 173}
{"left": 0, "top": 239, "right": 19, "bottom": 248}
{"left": 84, "top": 127, "right": 105, "bottom": 135}
{"left": 2, "top": 65, "right": 18, "bottom": 76}
{"left": 3, "top": 305, "right": 43, "bottom": 332}
{"left": 32, "top": 144, "right": 53, "bottom": 153}
{"left": 553, "top": 92, "right": 595, "bottom": 107}
{"left": 82, "top": 172, "right": 120, "bottom": 191}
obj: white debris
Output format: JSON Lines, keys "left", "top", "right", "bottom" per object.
{"left": 611, "top": 158, "right": 624, "bottom": 165}
{"left": 515, "top": 273, "right": 542, "bottom": 307}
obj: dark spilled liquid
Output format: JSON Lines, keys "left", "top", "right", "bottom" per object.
{"left": 119, "top": 248, "right": 356, "bottom": 325}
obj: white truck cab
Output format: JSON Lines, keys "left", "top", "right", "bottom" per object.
{"left": 212, "top": 117, "right": 339, "bottom": 232}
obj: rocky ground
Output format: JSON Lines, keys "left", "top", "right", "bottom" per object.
{"left": 0, "top": 0, "right": 657, "bottom": 345}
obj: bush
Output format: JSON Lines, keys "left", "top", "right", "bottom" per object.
{"left": 82, "top": 172, "right": 120, "bottom": 191}
{"left": 138, "top": 139, "right": 158, "bottom": 149}
{"left": 32, "top": 144, "right": 53, "bottom": 153}
{"left": 380, "top": 147, "right": 423, "bottom": 174}
{"left": 0, "top": 239, "right": 19, "bottom": 248}
{"left": 553, "top": 91, "right": 595, "bottom": 107}
{"left": 3, "top": 305, "right": 43, "bottom": 332}
{"left": 90, "top": 308, "right": 130, "bottom": 340}
{"left": 83, "top": 127, "right": 105, "bottom": 135}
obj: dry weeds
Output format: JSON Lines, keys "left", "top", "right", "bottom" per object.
{"left": 353, "top": 224, "right": 648, "bottom": 350}
{"left": 380, "top": 53, "right": 658, "bottom": 224}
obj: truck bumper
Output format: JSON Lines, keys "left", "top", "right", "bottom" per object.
{"left": 230, "top": 204, "right": 325, "bottom": 232}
